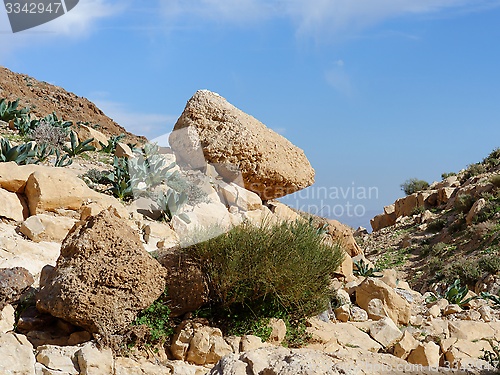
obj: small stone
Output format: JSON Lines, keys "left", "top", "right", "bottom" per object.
{"left": 334, "top": 305, "right": 350, "bottom": 322}
{"left": 394, "top": 331, "right": 419, "bottom": 360}
{"left": 407, "top": 341, "right": 441, "bottom": 367}
{"left": 443, "top": 304, "right": 462, "bottom": 316}
{"left": 369, "top": 317, "right": 403, "bottom": 348}
{"left": 479, "top": 306, "right": 493, "bottom": 322}
{"left": 426, "top": 305, "right": 441, "bottom": 318}
{"left": 350, "top": 306, "right": 369, "bottom": 322}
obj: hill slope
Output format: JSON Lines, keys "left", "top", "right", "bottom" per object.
{"left": 0, "top": 66, "right": 145, "bottom": 144}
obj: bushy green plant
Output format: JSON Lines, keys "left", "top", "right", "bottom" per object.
{"left": 400, "top": 178, "right": 430, "bottom": 195}
{"left": 184, "top": 220, "right": 345, "bottom": 319}
{"left": 427, "top": 218, "right": 446, "bottom": 233}
{"left": 490, "top": 175, "right": 500, "bottom": 189}
{"left": 63, "top": 131, "right": 95, "bottom": 157}
{"left": 99, "top": 133, "right": 125, "bottom": 153}
{"left": 128, "top": 143, "right": 177, "bottom": 189}
{"left": 411, "top": 205, "right": 426, "bottom": 215}
{"left": 0, "top": 138, "right": 36, "bottom": 165}
{"left": 455, "top": 195, "right": 475, "bottom": 214}
{"left": 353, "top": 258, "right": 382, "bottom": 277}
{"left": 132, "top": 289, "right": 173, "bottom": 343}
{"left": 483, "top": 147, "right": 500, "bottom": 169}
{"left": 463, "top": 163, "right": 487, "bottom": 180}
{"left": 441, "top": 172, "right": 457, "bottom": 180}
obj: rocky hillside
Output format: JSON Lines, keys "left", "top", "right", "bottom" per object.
{"left": 2, "top": 72, "right": 500, "bottom": 375}
{"left": 363, "top": 150, "right": 500, "bottom": 295}
{"left": 0, "top": 66, "right": 145, "bottom": 144}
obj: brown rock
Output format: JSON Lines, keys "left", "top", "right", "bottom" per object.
{"left": 394, "top": 194, "right": 418, "bottom": 218}
{"left": 36, "top": 208, "right": 167, "bottom": 336}
{"left": 466, "top": 198, "right": 487, "bottom": 225}
{"left": 115, "top": 142, "right": 134, "bottom": 158}
{"left": 0, "top": 267, "right": 34, "bottom": 310}
{"left": 156, "top": 247, "right": 209, "bottom": 318}
{"left": 394, "top": 331, "right": 419, "bottom": 359}
{"left": 370, "top": 213, "right": 396, "bottom": 232}
{"left": 407, "top": 342, "right": 441, "bottom": 367}
{"left": 169, "top": 90, "right": 315, "bottom": 200}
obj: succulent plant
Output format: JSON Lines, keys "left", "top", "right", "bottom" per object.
{"left": 353, "top": 258, "right": 383, "bottom": 277}
{"left": 106, "top": 156, "right": 134, "bottom": 201}
{"left": 0, "top": 138, "right": 36, "bottom": 165}
{"left": 98, "top": 133, "right": 125, "bottom": 154}
{"left": 155, "top": 189, "right": 190, "bottom": 223}
{"left": 34, "top": 142, "right": 54, "bottom": 163}
{"left": 0, "top": 98, "right": 29, "bottom": 122}
{"left": 63, "top": 131, "right": 95, "bottom": 157}
{"left": 54, "top": 148, "right": 73, "bottom": 167}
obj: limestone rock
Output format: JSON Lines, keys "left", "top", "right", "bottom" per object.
{"left": 407, "top": 341, "right": 441, "bottom": 367}
{"left": 394, "top": 194, "right": 418, "bottom": 218}
{"left": 443, "top": 304, "right": 462, "bottom": 316}
{"left": 366, "top": 298, "right": 389, "bottom": 321}
{"left": 0, "top": 332, "right": 36, "bottom": 375}
{"left": 355, "top": 278, "right": 411, "bottom": 325}
{"left": 370, "top": 212, "right": 396, "bottom": 232}
{"left": 393, "top": 331, "right": 419, "bottom": 359}
{"left": 369, "top": 317, "right": 403, "bottom": 348}
{"left": 327, "top": 220, "right": 363, "bottom": 257}
{"left": 240, "top": 335, "right": 268, "bottom": 352}
{"left": 114, "top": 357, "right": 171, "bottom": 375}
{"left": 25, "top": 167, "right": 127, "bottom": 217}
{"left": 0, "top": 188, "right": 27, "bottom": 222}
{"left": 267, "top": 201, "right": 302, "bottom": 223}
{"left": 0, "top": 267, "right": 34, "bottom": 310}
{"left": 0, "top": 304, "right": 15, "bottom": 333}
{"left": 350, "top": 306, "right": 369, "bottom": 322}
{"left": 20, "top": 214, "right": 76, "bottom": 243}
{"left": 466, "top": 198, "right": 487, "bottom": 225}
{"left": 156, "top": 248, "right": 209, "bottom": 317}
{"left": 74, "top": 124, "right": 109, "bottom": 150}
{"left": 75, "top": 343, "right": 114, "bottom": 375}
{"left": 36, "top": 345, "right": 80, "bottom": 374}
{"left": 217, "top": 181, "right": 262, "bottom": 211}
{"left": 0, "top": 162, "right": 41, "bottom": 193}
{"left": 208, "top": 346, "right": 347, "bottom": 375}
{"left": 334, "top": 305, "right": 350, "bottom": 322}
{"left": 447, "top": 321, "right": 495, "bottom": 341}
{"left": 169, "top": 90, "right": 315, "bottom": 200}
{"left": 36, "top": 208, "right": 167, "bottom": 336}
{"left": 267, "top": 318, "right": 286, "bottom": 345}
{"left": 115, "top": 142, "right": 134, "bottom": 158}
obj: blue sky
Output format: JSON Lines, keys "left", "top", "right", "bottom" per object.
{"left": 1, "top": 0, "right": 500, "bottom": 229}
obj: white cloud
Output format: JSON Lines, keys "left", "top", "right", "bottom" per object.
{"left": 159, "top": 0, "right": 500, "bottom": 37}
{"left": 0, "top": 0, "right": 124, "bottom": 61}
{"left": 91, "top": 98, "right": 178, "bottom": 139}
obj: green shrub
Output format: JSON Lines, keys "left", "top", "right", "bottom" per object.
{"left": 0, "top": 98, "right": 29, "bottom": 122}
{"left": 455, "top": 195, "right": 475, "bottom": 214}
{"left": 441, "top": 172, "right": 457, "bottom": 180}
{"left": 81, "top": 169, "right": 111, "bottom": 185}
{"left": 132, "top": 289, "right": 173, "bottom": 343}
{"left": 426, "top": 279, "right": 477, "bottom": 307}
{"left": 400, "top": 178, "right": 430, "bottom": 195}
{"left": 463, "top": 163, "right": 487, "bottom": 180}
{"left": 99, "top": 133, "right": 125, "bottom": 154}
{"left": 483, "top": 147, "right": 500, "bottom": 169}
{"left": 184, "top": 220, "right": 345, "bottom": 319}
{"left": 490, "top": 175, "right": 500, "bottom": 188}
{"left": 427, "top": 218, "right": 446, "bottom": 233}
{"left": 478, "top": 256, "right": 500, "bottom": 275}
{"left": 106, "top": 156, "right": 133, "bottom": 201}
{"left": 155, "top": 189, "right": 190, "bottom": 223}
{"left": 0, "top": 138, "right": 36, "bottom": 165}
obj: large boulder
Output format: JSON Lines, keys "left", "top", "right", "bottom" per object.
{"left": 36, "top": 208, "right": 167, "bottom": 336}
{"left": 74, "top": 124, "right": 109, "bottom": 150}
{"left": 169, "top": 90, "right": 315, "bottom": 200}
{"left": 355, "top": 278, "right": 411, "bottom": 325}
{"left": 25, "top": 167, "right": 127, "bottom": 217}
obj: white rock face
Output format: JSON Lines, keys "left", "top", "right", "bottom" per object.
{"left": 0, "top": 332, "right": 36, "bottom": 375}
